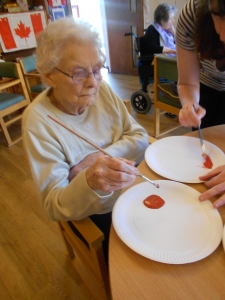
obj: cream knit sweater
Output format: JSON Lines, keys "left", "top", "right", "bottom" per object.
{"left": 22, "top": 80, "right": 149, "bottom": 221}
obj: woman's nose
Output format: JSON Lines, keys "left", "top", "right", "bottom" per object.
{"left": 85, "top": 72, "right": 97, "bottom": 86}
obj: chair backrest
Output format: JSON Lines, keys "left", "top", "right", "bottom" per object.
{"left": 18, "top": 55, "right": 45, "bottom": 100}
{"left": 58, "top": 219, "right": 111, "bottom": 299}
{"left": 19, "top": 55, "right": 37, "bottom": 73}
{"left": 156, "top": 55, "right": 178, "bottom": 81}
{"left": 0, "top": 61, "right": 19, "bottom": 78}
{"left": 0, "top": 62, "right": 31, "bottom": 146}
{"left": 153, "top": 55, "right": 181, "bottom": 137}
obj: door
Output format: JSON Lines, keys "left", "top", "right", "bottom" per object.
{"left": 104, "top": 0, "right": 143, "bottom": 75}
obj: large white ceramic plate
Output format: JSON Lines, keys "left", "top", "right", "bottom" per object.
{"left": 145, "top": 136, "right": 225, "bottom": 183}
{"left": 113, "top": 181, "right": 223, "bottom": 264}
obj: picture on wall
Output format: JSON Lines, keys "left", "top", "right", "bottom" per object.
{"left": 0, "top": 11, "right": 46, "bottom": 52}
{"left": 52, "top": 8, "right": 65, "bottom": 20}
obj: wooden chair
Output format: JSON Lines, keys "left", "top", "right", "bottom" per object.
{"left": 58, "top": 219, "right": 111, "bottom": 300}
{"left": 153, "top": 55, "right": 182, "bottom": 137}
{"left": 0, "top": 62, "right": 31, "bottom": 146}
{"left": 18, "top": 55, "right": 46, "bottom": 100}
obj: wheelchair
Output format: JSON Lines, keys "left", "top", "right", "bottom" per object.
{"left": 125, "top": 32, "right": 172, "bottom": 114}
{"left": 125, "top": 32, "right": 154, "bottom": 114}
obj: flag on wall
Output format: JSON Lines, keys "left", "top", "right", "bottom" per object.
{"left": 0, "top": 11, "right": 46, "bottom": 53}
{"left": 48, "top": 0, "right": 66, "bottom": 7}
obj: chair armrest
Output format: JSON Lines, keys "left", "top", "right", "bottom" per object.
{"left": 24, "top": 73, "right": 41, "bottom": 78}
{"left": 60, "top": 217, "right": 104, "bottom": 250}
{"left": 148, "top": 136, "right": 157, "bottom": 144}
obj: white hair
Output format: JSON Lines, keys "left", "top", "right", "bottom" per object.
{"left": 36, "top": 17, "right": 106, "bottom": 85}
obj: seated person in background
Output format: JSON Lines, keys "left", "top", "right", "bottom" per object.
{"left": 143, "top": 3, "right": 177, "bottom": 58}
{"left": 143, "top": 3, "right": 177, "bottom": 118}
{"left": 22, "top": 17, "right": 149, "bottom": 263}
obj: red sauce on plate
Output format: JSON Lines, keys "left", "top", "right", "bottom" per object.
{"left": 203, "top": 154, "right": 213, "bottom": 169}
{"left": 143, "top": 195, "right": 165, "bottom": 209}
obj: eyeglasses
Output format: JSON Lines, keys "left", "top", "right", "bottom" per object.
{"left": 55, "top": 67, "right": 103, "bottom": 84}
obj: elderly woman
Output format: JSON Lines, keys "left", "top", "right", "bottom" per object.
{"left": 143, "top": 3, "right": 177, "bottom": 58}
{"left": 22, "top": 17, "right": 149, "bottom": 262}
{"left": 143, "top": 3, "right": 177, "bottom": 118}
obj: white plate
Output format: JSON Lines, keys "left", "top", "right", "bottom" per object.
{"left": 145, "top": 136, "right": 225, "bottom": 183}
{"left": 113, "top": 181, "right": 223, "bottom": 264}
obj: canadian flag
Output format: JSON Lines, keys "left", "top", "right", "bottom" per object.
{"left": 0, "top": 11, "right": 46, "bottom": 53}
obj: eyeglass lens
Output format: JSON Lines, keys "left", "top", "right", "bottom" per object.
{"left": 72, "top": 68, "right": 103, "bottom": 83}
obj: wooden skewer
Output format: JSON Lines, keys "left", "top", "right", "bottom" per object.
{"left": 48, "top": 115, "right": 111, "bottom": 157}
{"left": 48, "top": 115, "right": 159, "bottom": 188}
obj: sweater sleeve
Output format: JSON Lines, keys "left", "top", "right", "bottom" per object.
{"left": 22, "top": 84, "right": 149, "bottom": 222}
{"left": 99, "top": 81, "right": 149, "bottom": 163}
{"left": 144, "top": 25, "right": 164, "bottom": 55}
{"left": 22, "top": 115, "right": 116, "bottom": 221}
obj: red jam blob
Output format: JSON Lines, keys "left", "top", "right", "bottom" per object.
{"left": 143, "top": 195, "right": 165, "bottom": 209}
{"left": 203, "top": 154, "right": 213, "bottom": 169}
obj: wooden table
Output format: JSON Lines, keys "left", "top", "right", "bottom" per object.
{"left": 109, "top": 125, "right": 225, "bottom": 300}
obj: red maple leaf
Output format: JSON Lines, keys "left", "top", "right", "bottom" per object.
{"left": 14, "top": 21, "right": 31, "bottom": 39}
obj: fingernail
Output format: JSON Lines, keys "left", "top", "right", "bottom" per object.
{"left": 213, "top": 203, "right": 218, "bottom": 209}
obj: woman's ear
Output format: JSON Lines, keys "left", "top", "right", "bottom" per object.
{"left": 45, "top": 73, "right": 56, "bottom": 88}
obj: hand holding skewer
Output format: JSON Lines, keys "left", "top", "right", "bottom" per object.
{"left": 48, "top": 115, "right": 159, "bottom": 189}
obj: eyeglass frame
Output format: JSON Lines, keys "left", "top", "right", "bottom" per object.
{"left": 54, "top": 66, "right": 104, "bottom": 84}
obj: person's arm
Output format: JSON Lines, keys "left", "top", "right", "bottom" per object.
{"left": 96, "top": 80, "right": 149, "bottom": 163}
{"left": 176, "top": 45, "right": 206, "bottom": 127}
{"left": 167, "top": 24, "right": 176, "bottom": 37}
{"left": 163, "top": 25, "right": 176, "bottom": 54}
{"left": 144, "top": 25, "right": 164, "bottom": 54}
{"left": 22, "top": 85, "right": 149, "bottom": 222}
{"left": 162, "top": 47, "right": 176, "bottom": 54}
{"left": 23, "top": 124, "right": 139, "bottom": 221}
{"left": 199, "top": 165, "right": 225, "bottom": 208}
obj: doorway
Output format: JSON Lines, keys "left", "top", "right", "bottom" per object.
{"left": 69, "top": 0, "right": 110, "bottom": 69}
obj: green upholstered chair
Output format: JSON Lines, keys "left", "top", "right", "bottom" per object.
{"left": 153, "top": 55, "right": 182, "bottom": 137}
{"left": 18, "top": 55, "right": 46, "bottom": 100}
{"left": 0, "top": 62, "right": 31, "bottom": 146}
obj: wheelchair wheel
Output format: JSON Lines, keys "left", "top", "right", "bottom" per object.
{"left": 131, "top": 90, "right": 152, "bottom": 114}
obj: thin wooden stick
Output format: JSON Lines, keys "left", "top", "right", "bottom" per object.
{"left": 48, "top": 115, "right": 112, "bottom": 157}
{"left": 48, "top": 115, "right": 159, "bottom": 188}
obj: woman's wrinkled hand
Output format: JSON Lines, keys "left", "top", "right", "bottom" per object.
{"left": 168, "top": 49, "right": 176, "bottom": 54}
{"left": 86, "top": 156, "right": 139, "bottom": 192}
{"left": 199, "top": 165, "right": 225, "bottom": 208}
{"left": 179, "top": 102, "right": 206, "bottom": 128}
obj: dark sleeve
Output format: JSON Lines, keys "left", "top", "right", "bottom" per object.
{"left": 143, "top": 25, "right": 163, "bottom": 55}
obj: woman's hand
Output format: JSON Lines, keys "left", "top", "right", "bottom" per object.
{"left": 199, "top": 165, "right": 225, "bottom": 208}
{"left": 86, "top": 156, "right": 139, "bottom": 192}
{"left": 68, "top": 152, "right": 104, "bottom": 181}
{"left": 167, "top": 25, "right": 176, "bottom": 36}
{"left": 179, "top": 102, "right": 206, "bottom": 128}
{"left": 162, "top": 47, "right": 176, "bottom": 54}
